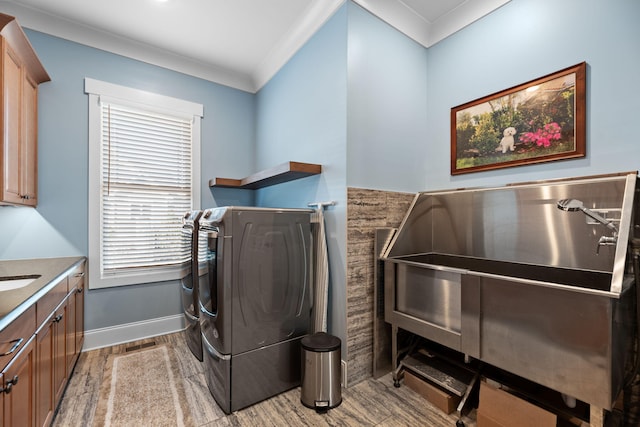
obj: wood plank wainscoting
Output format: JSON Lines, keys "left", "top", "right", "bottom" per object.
{"left": 346, "top": 188, "right": 415, "bottom": 386}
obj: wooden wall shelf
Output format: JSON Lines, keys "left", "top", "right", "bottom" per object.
{"left": 209, "top": 161, "right": 321, "bottom": 190}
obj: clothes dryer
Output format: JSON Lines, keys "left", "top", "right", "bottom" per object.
{"left": 198, "top": 206, "right": 313, "bottom": 413}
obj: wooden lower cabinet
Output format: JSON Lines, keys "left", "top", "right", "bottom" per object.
{"left": 1, "top": 259, "right": 85, "bottom": 427}
{"left": 35, "top": 309, "right": 55, "bottom": 427}
{"left": 52, "top": 301, "right": 67, "bottom": 407}
{"left": 65, "top": 291, "right": 76, "bottom": 378}
{"left": 65, "top": 266, "right": 84, "bottom": 378}
{"left": 74, "top": 282, "right": 84, "bottom": 363}
{"left": 35, "top": 297, "right": 68, "bottom": 427}
{"left": 2, "top": 336, "right": 36, "bottom": 427}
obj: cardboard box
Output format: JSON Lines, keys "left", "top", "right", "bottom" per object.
{"left": 477, "top": 380, "right": 556, "bottom": 427}
{"left": 404, "top": 370, "right": 461, "bottom": 415}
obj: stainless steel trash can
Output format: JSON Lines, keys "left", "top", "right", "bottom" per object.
{"left": 300, "top": 332, "right": 342, "bottom": 412}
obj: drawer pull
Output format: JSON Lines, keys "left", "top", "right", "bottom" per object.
{"left": 74, "top": 272, "right": 85, "bottom": 278}
{"left": 53, "top": 314, "right": 63, "bottom": 323}
{"left": 0, "top": 338, "right": 23, "bottom": 357}
{"left": 77, "top": 287, "right": 84, "bottom": 294}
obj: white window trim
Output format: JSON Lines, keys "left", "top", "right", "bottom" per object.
{"left": 85, "top": 78, "right": 203, "bottom": 289}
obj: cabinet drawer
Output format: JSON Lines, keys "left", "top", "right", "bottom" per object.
{"left": 0, "top": 305, "right": 35, "bottom": 372}
{"left": 36, "top": 278, "right": 68, "bottom": 325}
{"left": 67, "top": 262, "right": 85, "bottom": 292}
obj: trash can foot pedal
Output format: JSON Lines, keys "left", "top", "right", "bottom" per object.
{"left": 315, "top": 400, "right": 329, "bottom": 413}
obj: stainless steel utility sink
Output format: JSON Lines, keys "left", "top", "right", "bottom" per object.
{"left": 0, "top": 275, "right": 40, "bottom": 291}
{"left": 383, "top": 172, "right": 639, "bottom": 411}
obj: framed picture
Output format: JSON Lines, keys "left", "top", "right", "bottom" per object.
{"left": 451, "top": 62, "right": 586, "bottom": 175}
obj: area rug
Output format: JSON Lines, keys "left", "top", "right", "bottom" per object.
{"left": 94, "top": 344, "right": 194, "bottom": 427}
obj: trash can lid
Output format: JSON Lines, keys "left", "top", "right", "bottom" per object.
{"left": 301, "top": 332, "right": 341, "bottom": 352}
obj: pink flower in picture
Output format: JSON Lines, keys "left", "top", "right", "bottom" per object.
{"left": 519, "top": 122, "right": 562, "bottom": 148}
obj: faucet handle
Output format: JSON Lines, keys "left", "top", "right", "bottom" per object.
{"left": 596, "top": 235, "right": 617, "bottom": 255}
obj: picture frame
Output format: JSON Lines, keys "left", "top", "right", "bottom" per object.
{"left": 451, "top": 62, "right": 586, "bottom": 175}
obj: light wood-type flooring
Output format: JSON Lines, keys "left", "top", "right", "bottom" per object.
{"left": 53, "top": 331, "right": 477, "bottom": 426}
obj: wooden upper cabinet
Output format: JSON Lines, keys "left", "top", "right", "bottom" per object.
{"left": 22, "top": 73, "right": 38, "bottom": 205}
{"left": 0, "top": 13, "right": 49, "bottom": 207}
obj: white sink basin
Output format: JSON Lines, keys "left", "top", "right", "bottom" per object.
{"left": 0, "top": 275, "right": 40, "bottom": 291}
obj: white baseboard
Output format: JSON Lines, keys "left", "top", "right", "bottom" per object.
{"left": 83, "top": 314, "right": 186, "bottom": 351}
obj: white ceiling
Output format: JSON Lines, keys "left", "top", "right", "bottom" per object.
{"left": 0, "top": 0, "right": 510, "bottom": 93}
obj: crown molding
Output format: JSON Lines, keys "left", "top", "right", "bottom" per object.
{"left": 252, "top": 0, "right": 345, "bottom": 91}
{"left": 428, "top": 0, "right": 511, "bottom": 46}
{"left": 0, "top": 0, "right": 345, "bottom": 93}
{"left": 1, "top": 0, "right": 510, "bottom": 92}
{"left": 352, "top": 0, "right": 511, "bottom": 47}
{"left": 352, "top": 0, "right": 430, "bottom": 46}
{"left": 0, "top": 1, "right": 257, "bottom": 92}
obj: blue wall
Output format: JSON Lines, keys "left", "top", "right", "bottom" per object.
{"left": 347, "top": 2, "right": 429, "bottom": 192}
{"left": 0, "top": 31, "right": 255, "bottom": 330}
{"left": 255, "top": 5, "right": 348, "bottom": 342}
{"left": 423, "top": 0, "right": 640, "bottom": 191}
{"left": 344, "top": 0, "right": 640, "bottom": 194}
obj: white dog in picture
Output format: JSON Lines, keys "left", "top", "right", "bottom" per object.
{"left": 499, "top": 127, "right": 517, "bottom": 153}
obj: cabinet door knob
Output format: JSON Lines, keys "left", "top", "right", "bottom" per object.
{"left": 54, "top": 314, "right": 63, "bottom": 323}
{"left": 3, "top": 375, "right": 19, "bottom": 394}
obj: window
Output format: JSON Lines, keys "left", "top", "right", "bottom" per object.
{"left": 85, "top": 78, "right": 203, "bottom": 289}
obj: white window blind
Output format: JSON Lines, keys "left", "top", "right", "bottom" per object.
{"left": 100, "top": 103, "right": 192, "bottom": 274}
{"left": 86, "top": 78, "right": 203, "bottom": 289}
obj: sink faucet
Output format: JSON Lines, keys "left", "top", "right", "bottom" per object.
{"left": 556, "top": 199, "right": 618, "bottom": 254}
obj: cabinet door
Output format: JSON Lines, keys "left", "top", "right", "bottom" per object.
{"left": 52, "top": 303, "right": 67, "bottom": 405}
{"left": 35, "top": 301, "right": 66, "bottom": 427}
{"left": 2, "top": 336, "right": 36, "bottom": 427}
{"left": 75, "top": 278, "right": 85, "bottom": 356}
{"left": 35, "top": 314, "right": 54, "bottom": 427}
{"left": 65, "top": 290, "right": 76, "bottom": 375}
{"left": 20, "top": 73, "right": 37, "bottom": 206}
{"left": 1, "top": 40, "right": 22, "bottom": 205}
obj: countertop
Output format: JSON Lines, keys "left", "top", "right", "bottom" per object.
{"left": 0, "top": 256, "right": 86, "bottom": 331}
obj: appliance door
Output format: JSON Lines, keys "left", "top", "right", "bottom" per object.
{"left": 181, "top": 214, "right": 202, "bottom": 360}
{"left": 198, "top": 221, "right": 232, "bottom": 355}
{"left": 231, "top": 210, "right": 312, "bottom": 355}
{"left": 180, "top": 220, "right": 196, "bottom": 308}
